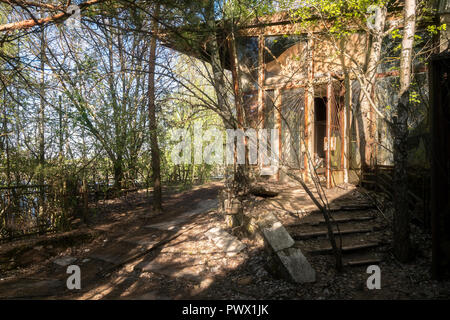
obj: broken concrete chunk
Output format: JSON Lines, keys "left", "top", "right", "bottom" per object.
{"left": 53, "top": 256, "right": 77, "bottom": 267}
{"left": 205, "top": 227, "right": 246, "bottom": 254}
{"left": 256, "top": 212, "right": 316, "bottom": 283}
{"left": 257, "top": 213, "right": 294, "bottom": 252}
{"left": 276, "top": 247, "right": 316, "bottom": 283}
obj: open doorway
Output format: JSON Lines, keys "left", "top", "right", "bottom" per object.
{"left": 314, "top": 97, "right": 327, "bottom": 167}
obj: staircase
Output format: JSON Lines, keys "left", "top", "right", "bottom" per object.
{"left": 360, "top": 169, "right": 377, "bottom": 191}
{"left": 286, "top": 205, "right": 389, "bottom": 267}
{"left": 315, "top": 167, "right": 327, "bottom": 187}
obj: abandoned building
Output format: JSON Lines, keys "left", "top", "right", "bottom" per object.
{"left": 162, "top": 4, "right": 450, "bottom": 280}
{"left": 230, "top": 14, "right": 433, "bottom": 188}
{"left": 166, "top": 10, "right": 437, "bottom": 187}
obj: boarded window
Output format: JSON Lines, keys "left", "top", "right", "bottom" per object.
{"left": 330, "top": 85, "right": 344, "bottom": 170}
{"left": 236, "top": 37, "right": 258, "bottom": 92}
{"left": 280, "top": 87, "right": 305, "bottom": 169}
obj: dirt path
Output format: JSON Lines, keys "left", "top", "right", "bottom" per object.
{"left": 0, "top": 183, "right": 227, "bottom": 299}
{"left": 1, "top": 182, "right": 450, "bottom": 300}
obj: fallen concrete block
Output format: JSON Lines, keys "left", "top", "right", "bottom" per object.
{"left": 276, "top": 248, "right": 316, "bottom": 283}
{"left": 257, "top": 212, "right": 294, "bottom": 252}
{"left": 256, "top": 212, "right": 315, "bottom": 283}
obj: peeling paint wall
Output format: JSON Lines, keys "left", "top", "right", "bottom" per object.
{"left": 264, "top": 35, "right": 308, "bottom": 87}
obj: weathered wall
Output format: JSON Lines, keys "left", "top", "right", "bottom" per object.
{"left": 264, "top": 35, "right": 308, "bottom": 87}
{"left": 235, "top": 24, "right": 431, "bottom": 178}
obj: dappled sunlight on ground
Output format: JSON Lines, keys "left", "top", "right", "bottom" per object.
{"left": 1, "top": 182, "right": 450, "bottom": 299}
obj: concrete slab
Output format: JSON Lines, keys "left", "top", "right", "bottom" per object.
{"left": 257, "top": 213, "right": 295, "bottom": 252}
{"left": 256, "top": 212, "right": 315, "bottom": 283}
{"left": 121, "top": 234, "right": 163, "bottom": 248}
{"left": 145, "top": 199, "right": 218, "bottom": 231}
{"left": 276, "top": 248, "right": 316, "bottom": 283}
{"left": 53, "top": 256, "right": 77, "bottom": 267}
{"left": 183, "top": 199, "right": 218, "bottom": 216}
{"left": 205, "top": 227, "right": 246, "bottom": 255}
{"left": 144, "top": 220, "right": 184, "bottom": 231}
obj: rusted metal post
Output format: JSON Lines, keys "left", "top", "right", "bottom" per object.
{"left": 326, "top": 75, "right": 332, "bottom": 188}
{"left": 304, "top": 33, "right": 315, "bottom": 182}
{"left": 258, "top": 35, "right": 265, "bottom": 129}
{"left": 258, "top": 35, "right": 265, "bottom": 171}
{"left": 275, "top": 88, "right": 282, "bottom": 181}
{"left": 343, "top": 80, "right": 351, "bottom": 183}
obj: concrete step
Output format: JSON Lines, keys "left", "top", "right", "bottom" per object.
{"left": 342, "top": 251, "right": 384, "bottom": 267}
{"left": 302, "top": 241, "right": 382, "bottom": 255}
{"left": 288, "top": 215, "right": 375, "bottom": 226}
{"left": 344, "top": 257, "right": 383, "bottom": 267}
{"left": 292, "top": 227, "right": 374, "bottom": 240}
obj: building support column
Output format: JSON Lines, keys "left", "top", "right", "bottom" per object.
{"left": 343, "top": 78, "right": 351, "bottom": 184}
{"left": 257, "top": 35, "right": 265, "bottom": 129}
{"left": 275, "top": 88, "right": 282, "bottom": 181}
{"left": 326, "top": 74, "right": 332, "bottom": 189}
{"left": 304, "top": 33, "right": 315, "bottom": 183}
{"left": 258, "top": 35, "right": 265, "bottom": 173}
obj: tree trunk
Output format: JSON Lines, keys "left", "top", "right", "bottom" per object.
{"left": 359, "top": 6, "right": 387, "bottom": 169}
{"left": 113, "top": 159, "right": 123, "bottom": 190}
{"left": 204, "top": 2, "right": 250, "bottom": 230}
{"left": 393, "top": 0, "right": 416, "bottom": 262}
{"left": 148, "top": 4, "right": 162, "bottom": 214}
{"left": 399, "top": 0, "right": 416, "bottom": 94}
{"left": 393, "top": 93, "right": 411, "bottom": 262}
{"left": 82, "top": 177, "right": 89, "bottom": 223}
{"left": 38, "top": 22, "right": 46, "bottom": 228}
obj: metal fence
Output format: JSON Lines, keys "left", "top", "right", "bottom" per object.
{"left": 0, "top": 184, "right": 68, "bottom": 241}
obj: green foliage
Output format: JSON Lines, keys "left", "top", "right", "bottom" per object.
{"left": 427, "top": 23, "right": 447, "bottom": 35}
{"left": 391, "top": 29, "right": 402, "bottom": 39}
{"left": 281, "top": 0, "right": 388, "bottom": 36}
{"left": 223, "top": 0, "right": 281, "bottom": 19}
{"left": 409, "top": 90, "right": 421, "bottom": 104}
